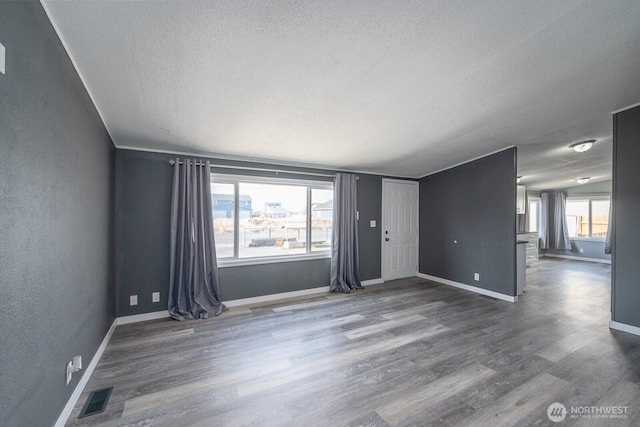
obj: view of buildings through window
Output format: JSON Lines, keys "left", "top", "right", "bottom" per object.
{"left": 211, "top": 177, "right": 333, "bottom": 260}
{"left": 566, "top": 197, "right": 610, "bottom": 239}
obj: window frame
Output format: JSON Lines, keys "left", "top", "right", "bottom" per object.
{"left": 211, "top": 173, "right": 334, "bottom": 267}
{"left": 565, "top": 195, "right": 610, "bottom": 241}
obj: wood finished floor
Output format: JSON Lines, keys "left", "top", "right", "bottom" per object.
{"left": 66, "top": 259, "right": 640, "bottom": 426}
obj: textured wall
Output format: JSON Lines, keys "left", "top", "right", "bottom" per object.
{"left": 419, "top": 149, "right": 517, "bottom": 296}
{"left": 357, "top": 174, "right": 383, "bottom": 281}
{"left": 115, "top": 149, "right": 385, "bottom": 316}
{"left": 0, "top": 3, "right": 115, "bottom": 426}
{"left": 612, "top": 106, "right": 640, "bottom": 327}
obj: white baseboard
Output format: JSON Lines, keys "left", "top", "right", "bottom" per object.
{"left": 416, "top": 273, "right": 517, "bottom": 303}
{"left": 54, "top": 319, "right": 117, "bottom": 427}
{"left": 224, "top": 279, "right": 384, "bottom": 307}
{"left": 54, "top": 278, "right": 384, "bottom": 425}
{"left": 223, "top": 286, "right": 330, "bottom": 307}
{"left": 609, "top": 321, "right": 640, "bottom": 337}
{"left": 362, "top": 278, "right": 384, "bottom": 286}
{"left": 117, "top": 310, "right": 170, "bottom": 325}
{"left": 542, "top": 253, "right": 611, "bottom": 264}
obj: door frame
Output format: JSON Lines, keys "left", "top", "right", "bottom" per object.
{"left": 381, "top": 178, "right": 419, "bottom": 281}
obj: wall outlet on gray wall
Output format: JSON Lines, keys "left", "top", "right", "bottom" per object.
{"left": 130, "top": 295, "right": 138, "bottom": 306}
{"left": 474, "top": 273, "right": 480, "bottom": 281}
{"left": 152, "top": 292, "right": 160, "bottom": 302}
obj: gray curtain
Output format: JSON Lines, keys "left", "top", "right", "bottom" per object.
{"left": 551, "top": 191, "right": 571, "bottom": 250}
{"left": 516, "top": 191, "right": 529, "bottom": 233}
{"left": 169, "top": 158, "right": 226, "bottom": 320}
{"left": 539, "top": 192, "right": 550, "bottom": 249}
{"left": 330, "top": 173, "right": 362, "bottom": 293}
{"left": 605, "top": 197, "right": 613, "bottom": 254}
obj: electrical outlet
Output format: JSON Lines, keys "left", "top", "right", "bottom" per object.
{"left": 152, "top": 292, "right": 160, "bottom": 303}
{"left": 579, "top": 248, "right": 584, "bottom": 254}
{"left": 130, "top": 295, "right": 138, "bottom": 306}
{"left": 474, "top": 273, "right": 480, "bottom": 281}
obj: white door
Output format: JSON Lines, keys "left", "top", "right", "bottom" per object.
{"left": 382, "top": 179, "right": 418, "bottom": 281}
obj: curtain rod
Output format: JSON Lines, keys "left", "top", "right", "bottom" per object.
{"left": 168, "top": 159, "right": 335, "bottom": 178}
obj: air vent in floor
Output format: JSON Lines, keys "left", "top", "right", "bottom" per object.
{"left": 78, "top": 387, "right": 113, "bottom": 418}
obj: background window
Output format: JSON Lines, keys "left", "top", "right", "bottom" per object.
{"left": 211, "top": 183, "right": 235, "bottom": 258}
{"left": 311, "top": 188, "right": 333, "bottom": 252}
{"left": 211, "top": 175, "right": 333, "bottom": 262}
{"left": 238, "top": 183, "right": 307, "bottom": 258}
{"left": 566, "top": 199, "right": 589, "bottom": 238}
{"left": 566, "top": 197, "right": 609, "bottom": 239}
{"left": 591, "top": 199, "right": 610, "bottom": 238}
{"left": 528, "top": 198, "right": 540, "bottom": 233}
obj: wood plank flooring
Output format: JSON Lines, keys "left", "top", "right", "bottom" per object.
{"left": 65, "top": 259, "right": 640, "bottom": 426}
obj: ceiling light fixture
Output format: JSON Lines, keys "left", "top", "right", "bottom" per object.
{"left": 569, "top": 140, "right": 595, "bottom": 153}
{"left": 576, "top": 177, "right": 590, "bottom": 184}
{"left": 516, "top": 176, "right": 522, "bottom": 183}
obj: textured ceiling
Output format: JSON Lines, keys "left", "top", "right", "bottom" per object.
{"left": 42, "top": 0, "right": 640, "bottom": 189}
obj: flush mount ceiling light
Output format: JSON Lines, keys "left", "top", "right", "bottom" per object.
{"left": 516, "top": 176, "right": 522, "bottom": 183}
{"left": 576, "top": 177, "right": 591, "bottom": 184}
{"left": 569, "top": 140, "right": 595, "bottom": 152}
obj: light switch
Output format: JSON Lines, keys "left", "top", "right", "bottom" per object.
{"left": 370, "top": 220, "right": 376, "bottom": 227}
{"left": 0, "top": 43, "right": 5, "bottom": 75}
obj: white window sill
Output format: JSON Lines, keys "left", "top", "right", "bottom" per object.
{"left": 570, "top": 237, "right": 606, "bottom": 242}
{"left": 217, "top": 252, "right": 331, "bottom": 268}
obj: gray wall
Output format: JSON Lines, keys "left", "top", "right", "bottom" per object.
{"left": 419, "top": 148, "right": 517, "bottom": 296}
{"left": 0, "top": 3, "right": 115, "bottom": 426}
{"left": 612, "top": 106, "right": 640, "bottom": 328}
{"left": 115, "top": 149, "right": 385, "bottom": 316}
{"left": 357, "top": 174, "right": 383, "bottom": 280}
{"left": 541, "top": 180, "right": 612, "bottom": 261}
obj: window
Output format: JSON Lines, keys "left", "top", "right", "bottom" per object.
{"left": 528, "top": 197, "right": 540, "bottom": 233}
{"left": 211, "top": 174, "right": 333, "bottom": 264}
{"left": 565, "top": 196, "right": 610, "bottom": 239}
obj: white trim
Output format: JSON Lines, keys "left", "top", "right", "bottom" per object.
{"left": 362, "top": 278, "right": 384, "bottom": 286}
{"left": 223, "top": 286, "right": 330, "bottom": 307}
{"left": 612, "top": 101, "right": 640, "bottom": 114}
{"left": 117, "top": 310, "right": 170, "bottom": 325}
{"left": 54, "top": 319, "right": 117, "bottom": 427}
{"left": 419, "top": 146, "right": 515, "bottom": 179}
{"left": 416, "top": 273, "right": 517, "bottom": 303}
{"left": 542, "top": 253, "right": 611, "bottom": 264}
{"left": 40, "top": 1, "right": 114, "bottom": 145}
{"left": 609, "top": 321, "right": 640, "bottom": 337}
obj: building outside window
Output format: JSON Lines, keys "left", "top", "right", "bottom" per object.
{"left": 211, "top": 174, "right": 333, "bottom": 263}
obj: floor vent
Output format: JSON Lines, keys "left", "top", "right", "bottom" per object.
{"left": 78, "top": 387, "right": 113, "bottom": 418}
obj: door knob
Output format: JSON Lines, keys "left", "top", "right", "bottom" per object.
{"left": 385, "top": 238, "right": 389, "bottom": 241}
